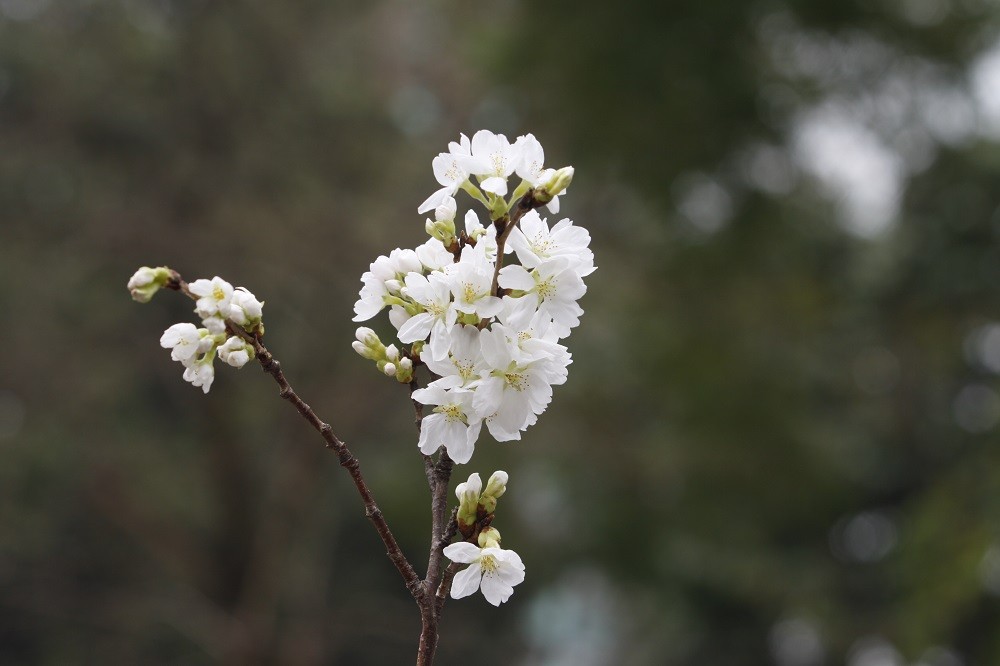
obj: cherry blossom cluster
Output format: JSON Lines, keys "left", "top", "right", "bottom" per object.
{"left": 444, "top": 471, "right": 526, "bottom": 606}
{"left": 128, "top": 268, "right": 262, "bottom": 393}
{"left": 352, "top": 130, "right": 595, "bottom": 465}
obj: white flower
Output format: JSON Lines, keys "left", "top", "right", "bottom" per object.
{"left": 444, "top": 542, "right": 525, "bottom": 606}
{"left": 229, "top": 287, "right": 263, "bottom": 326}
{"left": 446, "top": 246, "right": 502, "bottom": 320}
{"left": 513, "top": 134, "right": 562, "bottom": 213}
{"left": 188, "top": 276, "right": 235, "bottom": 319}
{"left": 506, "top": 211, "right": 596, "bottom": 277}
{"left": 160, "top": 323, "right": 208, "bottom": 363}
{"left": 421, "top": 324, "right": 486, "bottom": 389}
{"left": 182, "top": 358, "right": 215, "bottom": 394}
{"left": 457, "top": 130, "right": 519, "bottom": 196}
{"left": 473, "top": 325, "right": 557, "bottom": 441}
{"left": 498, "top": 258, "right": 586, "bottom": 336}
{"left": 418, "top": 134, "right": 472, "bottom": 214}
{"left": 464, "top": 209, "right": 497, "bottom": 263}
{"left": 397, "top": 272, "right": 458, "bottom": 360}
{"left": 218, "top": 336, "right": 253, "bottom": 368}
{"left": 497, "top": 296, "right": 573, "bottom": 374}
{"left": 416, "top": 237, "right": 455, "bottom": 271}
{"left": 353, "top": 249, "right": 422, "bottom": 322}
{"left": 411, "top": 384, "right": 482, "bottom": 464}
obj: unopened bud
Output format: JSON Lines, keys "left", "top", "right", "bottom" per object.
{"left": 355, "top": 327, "right": 379, "bottom": 346}
{"left": 127, "top": 266, "right": 172, "bottom": 303}
{"left": 385, "top": 279, "right": 402, "bottom": 294}
{"left": 477, "top": 527, "right": 501, "bottom": 549}
{"left": 536, "top": 166, "right": 574, "bottom": 203}
{"left": 384, "top": 344, "right": 400, "bottom": 362}
{"left": 456, "top": 473, "right": 482, "bottom": 534}
{"left": 352, "top": 340, "right": 378, "bottom": 360}
{"left": 383, "top": 362, "right": 396, "bottom": 377}
{"left": 483, "top": 471, "right": 508, "bottom": 499}
{"left": 394, "top": 357, "right": 414, "bottom": 383}
{"left": 435, "top": 196, "right": 457, "bottom": 222}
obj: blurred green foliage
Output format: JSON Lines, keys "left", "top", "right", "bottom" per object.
{"left": 2, "top": 0, "right": 1000, "bottom": 664}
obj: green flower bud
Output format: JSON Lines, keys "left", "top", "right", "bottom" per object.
{"left": 127, "top": 266, "right": 171, "bottom": 303}
{"left": 535, "top": 166, "right": 574, "bottom": 203}
{"left": 477, "top": 527, "right": 501, "bottom": 549}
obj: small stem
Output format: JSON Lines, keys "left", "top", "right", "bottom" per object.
{"left": 166, "top": 275, "right": 423, "bottom": 600}
{"left": 490, "top": 189, "right": 542, "bottom": 297}
{"left": 435, "top": 562, "right": 459, "bottom": 616}
{"left": 424, "top": 452, "right": 453, "bottom": 597}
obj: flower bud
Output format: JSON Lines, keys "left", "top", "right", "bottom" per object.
{"left": 394, "top": 357, "right": 414, "bottom": 383}
{"left": 355, "top": 327, "right": 379, "bottom": 346}
{"left": 202, "top": 316, "right": 227, "bottom": 336}
{"left": 384, "top": 344, "right": 400, "bottom": 362}
{"left": 385, "top": 278, "right": 402, "bottom": 294}
{"left": 352, "top": 340, "right": 377, "bottom": 359}
{"left": 218, "top": 336, "right": 253, "bottom": 368}
{"left": 477, "top": 527, "right": 501, "bottom": 549}
{"left": 483, "top": 471, "right": 508, "bottom": 500}
{"left": 456, "top": 473, "right": 482, "bottom": 534}
{"left": 383, "top": 362, "right": 397, "bottom": 377}
{"left": 435, "top": 196, "right": 457, "bottom": 222}
{"left": 127, "top": 266, "right": 172, "bottom": 303}
{"left": 229, "top": 287, "right": 264, "bottom": 330}
{"left": 535, "top": 166, "right": 574, "bottom": 203}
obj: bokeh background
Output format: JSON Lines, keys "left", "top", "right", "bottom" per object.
{"left": 3, "top": 0, "right": 1000, "bottom": 664}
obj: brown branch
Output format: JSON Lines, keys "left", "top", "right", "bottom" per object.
{"left": 434, "top": 562, "right": 459, "bottom": 617}
{"left": 165, "top": 274, "right": 423, "bottom": 601}
{"left": 490, "top": 189, "right": 544, "bottom": 297}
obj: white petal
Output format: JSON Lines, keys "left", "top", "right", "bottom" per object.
{"left": 443, "top": 542, "right": 481, "bottom": 564}
{"left": 480, "top": 176, "right": 508, "bottom": 196}
{"left": 480, "top": 572, "right": 514, "bottom": 606}
{"left": 498, "top": 265, "right": 535, "bottom": 292}
{"left": 449, "top": 564, "right": 483, "bottom": 600}
{"left": 397, "top": 313, "right": 433, "bottom": 344}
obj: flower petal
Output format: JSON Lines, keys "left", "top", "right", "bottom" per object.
{"left": 449, "top": 564, "right": 483, "bottom": 600}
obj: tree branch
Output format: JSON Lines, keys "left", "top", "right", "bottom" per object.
{"left": 166, "top": 274, "right": 423, "bottom": 601}
{"left": 490, "top": 189, "right": 544, "bottom": 297}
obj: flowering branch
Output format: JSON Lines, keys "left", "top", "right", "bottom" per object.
{"left": 164, "top": 272, "right": 424, "bottom": 598}
{"left": 129, "top": 129, "right": 593, "bottom": 665}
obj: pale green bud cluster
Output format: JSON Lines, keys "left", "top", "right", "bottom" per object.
{"left": 455, "top": 471, "right": 508, "bottom": 536}
{"left": 127, "top": 266, "right": 173, "bottom": 303}
{"left": 352, "top": 329, "right": 414, "bottom": 383}
{"left": 425, "top": 197, "right": 458, "bottom": 246}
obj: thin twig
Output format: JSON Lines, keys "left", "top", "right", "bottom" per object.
{"left": 490, "top": 189, "right": 542, "bottom": 297}
{"left": 166, "top": 274, "right": 424, "bottom": 601}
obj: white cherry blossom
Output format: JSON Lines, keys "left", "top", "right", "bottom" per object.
{"left": 182, "top": 358, "right": 215, "bottom": 394}
{"left": 498, "top": 258, "right": 586, "bottom": 336}
{"left": 418, "top": 134, "right": 472, "bottom": 214}
{"left": 397, "top": 272, "right": 457, "bottom": 360}
{"left": 513, "top": 133, "right": 562, "bottom": 213}
{"left": 421, "top": 324, "right": 486, "bottom": 390}
{"left": 443, "top": 542, "right": 525, "bottom": 606}
{"left": 160, "top": 323, "right": 209, "bottom": 363}
{"left": 507, "top": 211, "right": 596, "bottom": 276}
{"left": 458, "top": 130, "right": 519, "bottom": 196}
{"left": 473, "top": 326, "right": 557, "bottom": 440}
{"left": 188, "top": 276, "right": 234, "bottom": 319}
{"left": 445, "top": 245, "right": 502, "bottom": 320}
{"left": 411, "top": 384, "right": 482, "bottom": 464}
